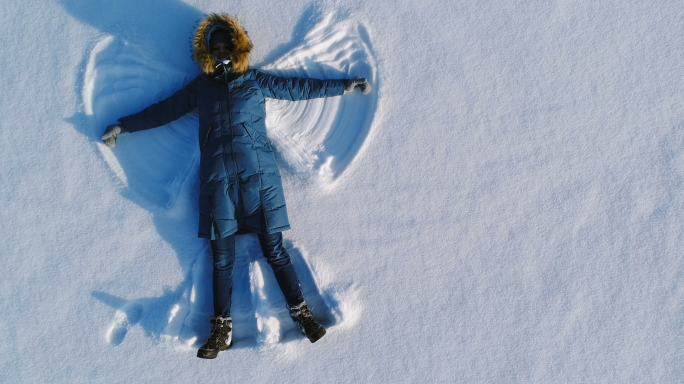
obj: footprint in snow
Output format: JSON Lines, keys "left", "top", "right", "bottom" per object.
{"left": 106, "top": 303, "right": 143, "bottom": 346}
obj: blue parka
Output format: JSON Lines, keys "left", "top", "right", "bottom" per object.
{"left": 119, "top": 15, "right": 347, "bottom": 239}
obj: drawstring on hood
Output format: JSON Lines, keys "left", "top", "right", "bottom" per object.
{"left": 193, "top": 13, "right": 253, "bottom": 76}
{"left": 214, "top": 58, "right": 235, "bottom": 83}
{"left": 215, "top": 58, "right": 232, "bottom": 71}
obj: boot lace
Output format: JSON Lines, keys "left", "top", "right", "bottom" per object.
{"left": 204, "top": 317, "right": 232, "bottom": 348}
{"left": 290, "top": 303, "right": 319, "bottom": 332}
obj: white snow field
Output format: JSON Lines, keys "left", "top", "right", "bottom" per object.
{"left": 1, "top": 0, "right": 681, "bottom": 383}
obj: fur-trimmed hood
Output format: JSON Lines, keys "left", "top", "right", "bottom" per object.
{"left": 193, "top": 14, "right": 253, "bottom": 75}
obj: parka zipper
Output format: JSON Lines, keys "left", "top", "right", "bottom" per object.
{"left": 226, "top": 77, "right": 240, "bottom": 183}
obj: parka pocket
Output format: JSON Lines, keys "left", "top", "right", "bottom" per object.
{"left": 201, "top": 123, "right": 216, "bottom": 150}
{"left": 239, "top": 123, "right": 272, "bottom": 151}
{"left": 258, "top": 135, "right": 274, "bottom": 152}
{"left": 240, "top": 122, "right": 255, "bottom": 141}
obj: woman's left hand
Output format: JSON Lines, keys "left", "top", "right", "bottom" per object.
{"left": 344, "top": 77, "right": 372, "bottom": 95}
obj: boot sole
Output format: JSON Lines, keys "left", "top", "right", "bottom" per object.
{"left": 197, "top": 341, "right": 232, "bottom": 359}
{"left": 197, "top": 349, "right": 218, "bottom": 359}
{"left": 307, "top": 327, "right": 326, "bottom": 343}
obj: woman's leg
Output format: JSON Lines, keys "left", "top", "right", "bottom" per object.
{"left": 210, "top": 234, "right": 236, "bottom": 317}
{"left": 257, "top": 232, "right": 305, "bottom": 306}
{"left": 258, "top": 232, "right": 326, "bottom": 342}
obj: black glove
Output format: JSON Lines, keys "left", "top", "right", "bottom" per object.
{"left": 344, "top": 77, "right": 372, "bottom": 95}
{"left": 101, "top": 123, "right": 123, "bottom": 148}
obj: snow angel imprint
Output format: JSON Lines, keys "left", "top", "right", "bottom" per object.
{"left": 100, "top": 13, "right": 371, "bottom": 359}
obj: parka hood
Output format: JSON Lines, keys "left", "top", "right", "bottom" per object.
{"left": 193, "top": 14, "right": 253, "bottom": 76}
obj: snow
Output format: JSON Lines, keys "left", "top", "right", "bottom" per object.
{"left": 1, "top": 0, "right": 682, "bottom": 383}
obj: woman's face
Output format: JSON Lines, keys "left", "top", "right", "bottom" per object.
{"left": 210, "top": 30, "right": 235, "bottom": 61}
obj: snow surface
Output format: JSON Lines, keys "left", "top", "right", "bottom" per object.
{"left": 1, "top": 0, "right": 682, "bottom": 383}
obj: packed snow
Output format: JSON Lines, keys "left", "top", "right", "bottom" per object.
{"left": 1, "top": 0, "right": 681, "bottom": 383}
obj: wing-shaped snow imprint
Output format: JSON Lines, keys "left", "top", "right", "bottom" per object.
{"left": 84, "top": 35, "right": 200, "bottom": 210}
{"left": 81, "top": 11, "right": 371, "bottom": 350}
{"left": 262, "top": 12, "right": 378, "bottom": 187}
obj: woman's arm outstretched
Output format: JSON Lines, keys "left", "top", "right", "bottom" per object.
{"left": 254, "top": 70, "right": 371, "bottom": 101}
{"left": 101, "top": 77, "right": 199, "bottom": 147}
{"left": 119, "top": 77, "right": 199, "bottom": 132}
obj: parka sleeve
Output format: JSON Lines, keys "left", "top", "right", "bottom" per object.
{"left": 254, "top": 69, "right": 346, "bottom": 101}
{"left": 119, "top": 77, "right": 199, "bottom": 132}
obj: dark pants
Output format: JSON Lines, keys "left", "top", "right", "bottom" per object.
{"left": 210, "top": 232, "right": 304, "bottom": 317}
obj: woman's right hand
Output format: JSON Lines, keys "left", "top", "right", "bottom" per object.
{"left": 101, "top": 123, "right": 123, "bottom": 148}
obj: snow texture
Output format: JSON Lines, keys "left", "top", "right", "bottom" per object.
{"left": 0, "top": 0, "right": 681, "bottom": 383}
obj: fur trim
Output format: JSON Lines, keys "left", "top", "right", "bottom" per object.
{"left": 193, "top": 14, "right": 253, "bottom": 75}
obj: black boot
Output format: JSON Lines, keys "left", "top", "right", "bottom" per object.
{"left": 197, "top": 316, "right": 232, "bottom": 359}
{"left": 288, "top": 302, "right": 326, "bottom": 343}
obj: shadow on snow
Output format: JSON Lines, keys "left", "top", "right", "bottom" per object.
{"left": 60, "top": 0, "right": 351, "bottom": 349}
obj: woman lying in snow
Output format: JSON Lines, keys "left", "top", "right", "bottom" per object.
{"left": 101, "top": 13, "right": 371, "bottom": 359}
